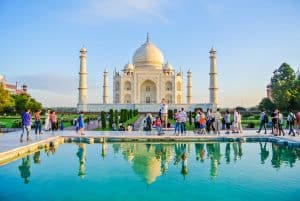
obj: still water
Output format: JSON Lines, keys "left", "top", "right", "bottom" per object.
{"left": 0, "top": 142, "right": 299, "bottom": 201}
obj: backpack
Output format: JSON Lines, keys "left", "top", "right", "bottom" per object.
{"left": 264, "top": 114, "right": 269, "bottom": 123}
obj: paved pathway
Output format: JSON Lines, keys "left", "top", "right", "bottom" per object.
{"left": 1, "top": 129, "right": 300, "bottom": 154}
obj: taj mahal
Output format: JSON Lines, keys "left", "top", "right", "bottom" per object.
{"left": 77, "top": 34, "right": 218, "bottom": 112}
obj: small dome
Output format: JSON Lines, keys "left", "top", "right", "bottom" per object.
{"left": 163, "top": 63, "right": 173, "bottom": 70}
{"left": 132, "top": 35, "right": 164, "bottom": 68}
{"left": 80, "top": 47, "right": 87, "bottom": 52}
{"left": 124, "top": 63, "right": 134, "bottom": 70}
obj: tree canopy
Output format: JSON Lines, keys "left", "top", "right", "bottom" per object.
{"left": 259, "top": 63, "right": 299, "bottom": 112}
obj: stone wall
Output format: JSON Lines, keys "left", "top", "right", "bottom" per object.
{"left": 77, "top": 103, "right": 216, "bottom": 113}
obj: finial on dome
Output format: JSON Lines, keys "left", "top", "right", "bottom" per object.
{"left": 146, "top": 32, "right": 150, "bottom": 43}
{"left": 210, "top": 46, "right": 216, "bottom": 53}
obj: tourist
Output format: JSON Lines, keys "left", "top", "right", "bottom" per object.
{"left": 206, "top": 109, "right": 212, "bottom": 133}
{"left": 112, "top": 122, "right": 117, "bottom": 131}
{"left": 277, "top": 110, "right": 285, "bottom": 136}
{"left": 214, "top": 108, "right": 222, "bottom": 134}
{"left": 160, "top": 98, "right": 168, "bottom": 129}
{"left": 287, "top": 110, "right": 296, "bottom": 136}
{"left": 257, "top": 109, "right": 267, "bottom": 134}
{"left": 145, "top": 113, "right": 152, "bottom": 131}
{"left": 50, "top": 111, "right": 57, "bottom": 133}
{"left": 20, "top": 109, "right": 31, "bottom": 142}
{"left": 224, "top": 110, "right": 231, "bottom": 134}
{"left": 194, "top": 110, "right": 200, "bottom": 133}
{"left": 127, "top": 124, "right": 133, "bottom": 132}
{"left": 232, "top": 109, "right": 239, "bottom": 133}
{"left": 154, "top": 116, "right": 163, "bottom": 135}
{"left": 34, "top": 109, "right": 42, "bottom": 135}
{"left": 78, "top": 112, "right": 85, "bottom": 135}
{"left": 119, "top": 123, "right": 125, "bottom": 131}
{"left": 174, "top": 110, "right": 181, "bottom": 135}
{"left": 44, "top": 109, "right": 51, "bottom": 131}
{"left": 297, "top": 111, "right": 300, "bottom": 135}
{"left": 60, "top": 114, "right": 64, "bottom": 131}
{"left": 199, "top": 109, "right": 206, "bottom": 135}
{"left": 237, "top": 111, "right": 243, "bottom": 134}
{"left": 179, "top": 108, "right": 187, "bottom": 135}
{"left": 271, "top": 109, "right": 277, "bottom": 134}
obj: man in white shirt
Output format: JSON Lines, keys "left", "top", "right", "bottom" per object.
{"left": 160, "top": 98, "right": 168, "bottom": 128}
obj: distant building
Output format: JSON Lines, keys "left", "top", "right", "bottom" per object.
{"left": 0, "top": 74, "right": 27, "bottom": 94}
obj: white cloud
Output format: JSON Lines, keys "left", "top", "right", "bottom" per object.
{"left": 80, "top": 0, "right": 169, "bottom": 23}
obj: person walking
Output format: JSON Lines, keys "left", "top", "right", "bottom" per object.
{"left": 34, "top": 109, "right": 42, "bottom": 135}
{"left": 199, "top": 109, "right": 206, "bottom": 135}
{"left": 194, "top": 110, "right": 200, "bottom": 134}
{"left": 214, "top": 108, "right": 222, "bottom": 134}
{"left": 287, "top": 110, "right": 296, "bottom": 136}
{"left": 277, "top": 110, "right": 285, "bottom": 136}
{"left": 78, "top": 112, "right": 85, "bottom": 135}
{"left": 232, "top": 109, "right": 239, "bottom": 133}
{"left": 270, "top": 109, "right": 277, "bottom": 134}
{"left": 154, "top": 116, "right": 163, "bottom": 135}
{"left": 20, "top": 109, "right": 31, "bottom": 142}
{"left": 257, "top": 109, "right": 267, "bottom": 134}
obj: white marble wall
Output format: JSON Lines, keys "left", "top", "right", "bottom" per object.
{"left": 77, "top": 103, "right": 216, "bottom": 113}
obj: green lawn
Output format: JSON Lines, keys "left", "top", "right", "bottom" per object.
{"left": 94, "top": 114, "right": 141, "bottom": 131}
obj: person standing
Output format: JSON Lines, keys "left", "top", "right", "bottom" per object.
{"left": 154, "top": 116, "right": 162, "bottom": 135}
{"left": 237, "top": 111, "right": 243, "bottom": 134}
{"left": 60, "top": 114, "right": 64, "bottom": 131}
{"left": 257, "top": 110, "right": 267, "bottom": 134}
{"left": 174, "top": 110, "right": 181, "bottom": 135}
{"left": 194, "top": 110, "right": 200, "bottom": 134}
{"left": 232, "top": 109, "right": 239, "bottom": 133}
{"left": 50, "top": 111, "right": 57, "bottom": 133}
{"left": 20, "top": 109, "right": 31, "bottom": 142}
{"left": 160, "top": 99, "right": 168, "bottom": 129}
{"left": 34, "top": 109, "right": 42, "bottom": 135}
{"left": 287, "top": 110, "right": 296, "bottom": 136}
{"left": 214, "top": 108, "right": 222, "bottom": 134}
{"left": 44, "top": 110, "right": 51, "bottom": 131}
{"left": 179, "top": 108, "right": 187, "bottom": 135}
{"left": 224, "top": 110, "right": 231, "bottom": 134}
{"left": 78, "top": 112, "right": 85, "bottom": 135}
{"left": 296, "top": 111, "right": 300, "bottom": 135}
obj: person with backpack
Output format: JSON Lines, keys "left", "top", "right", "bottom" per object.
{"left": 287, "top": 110, "right": 296, "bottom": 136}
{"left": 277, "top": 110, "right": 285, "bottom": 136}
{"left": 257, "top": 109, "right": 267, "bottom": 134}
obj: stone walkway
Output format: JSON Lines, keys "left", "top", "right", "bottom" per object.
{"left": 1, "top": 129, "right": 300, "bottom": 154}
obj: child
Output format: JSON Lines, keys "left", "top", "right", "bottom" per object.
{"left": 155, "top": 116, "right": 163, "bottom": 135}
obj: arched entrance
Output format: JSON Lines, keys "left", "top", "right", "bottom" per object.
{"left": 140, "top": 80, "right": 157, "bottom": 103}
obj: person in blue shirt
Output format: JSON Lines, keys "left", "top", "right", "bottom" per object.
{"left": 78, "top": 112, "right": 85, "bottom": 135}
{"left": 20, "top": 109, "right": 31, "bottom": 142}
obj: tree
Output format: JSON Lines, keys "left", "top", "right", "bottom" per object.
{"left": 271, "top": 63, "right": 298, "bottom": 111}
{"left": 12, "top": 93, "right": 42, "bottom": 114}
{"left": 114, "top": 110, "right": 119, "bottom": 127}
{"left": 0, "top": 85, "right": 15, "bottom": 114}
{"left": 258, "top": 97, "right": 276, "bottom": 113}
{"left": 101, "top": 111, "right": 106, "bottom": 129}
{"left": 109, "top": 109, "right": 114, "bottom": 128}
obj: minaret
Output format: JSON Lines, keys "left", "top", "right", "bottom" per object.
{"left": 103, "top": 69, "right": 109, "bottom": 104}
{"left": 187, "top": 69, "right": 192, "bottom": 104}
{"left": 209, "top": 47, "right": 218, "bottom": 106}
{"left": 78, "top": 47, "right": 87, "bottom": 105}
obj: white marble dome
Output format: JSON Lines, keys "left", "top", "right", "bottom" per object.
{"left": 132, "top": 39, "right": 164, "bottom": 68}
{"left": 163, "top": 63, "right": 173, "bottom": 70}
{"left": 124, "top": 63, "right": 134, "bottom": 70}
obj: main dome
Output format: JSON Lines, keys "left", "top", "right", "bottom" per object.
{"left": 132, "top": 36, "right": 164, "bottom": 68}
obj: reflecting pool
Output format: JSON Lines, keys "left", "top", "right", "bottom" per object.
{"left": 0, "top": 142, "right": 300, "bottom": 201}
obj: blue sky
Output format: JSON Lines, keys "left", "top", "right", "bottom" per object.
{"left": 0, "top": 0, "right": 299, "bottom": 107}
